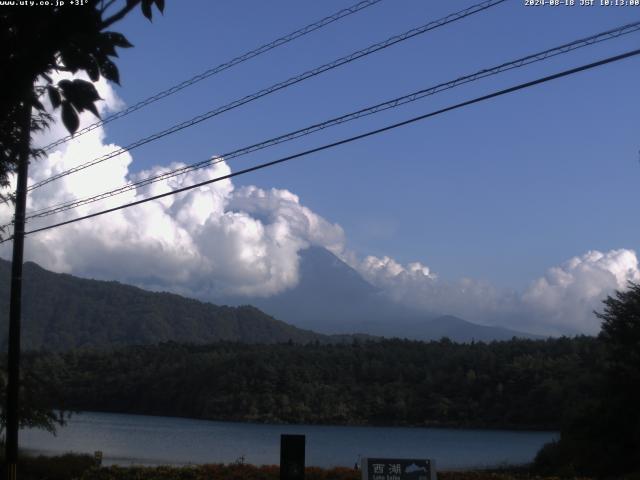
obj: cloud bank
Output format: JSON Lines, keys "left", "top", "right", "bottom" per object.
{"left": 1, "top": 74, "right": 637, "bottom": 335}
{"left": 0, "top": 73, "right": 345, "bottom": 299}
{"left": 358, "top": 249, "right": 639, "bottom": 335}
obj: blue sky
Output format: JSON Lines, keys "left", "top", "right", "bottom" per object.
{"left": 101, "top": 0, "right": 639, "bottom": 290}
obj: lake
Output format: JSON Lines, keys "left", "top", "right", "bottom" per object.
{"left": 20, "top": 411, "right": 557, "bottom": 469}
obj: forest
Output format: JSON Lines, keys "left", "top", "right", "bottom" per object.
{"left": 20, "top": 336, "right": 602, "bottom": 431}
{"left": 7, "top": 282, "right": 640, "bottom": 477}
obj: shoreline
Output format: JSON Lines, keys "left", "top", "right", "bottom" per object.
{"left": 11, "top": 453, "right": 589, "bottom": 480}
{"left": 23, "top": 447, "right": 529, "bottom": 472}
{"left": 59, "top": 409, "right": 561, "bottom": 434}
{"left": 20, "top": 411, "right": 557, "bottom": 471}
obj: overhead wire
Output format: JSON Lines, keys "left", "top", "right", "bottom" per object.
{"left": 1, "top": 47, "right": 636, "bottom": 244}
{"left": 39, "top": 0, "right": 387, "bottom": 152}
{"left": 28, "top": 0, "right": 507, "bottom": 192}
{"left": 21, "top": 20, "right": 640, "bottom": 222}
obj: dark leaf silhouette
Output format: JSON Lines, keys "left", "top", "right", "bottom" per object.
{"left": 0, "top": 0, "right": 161, "bottom": 187}
{"left": 59, "top": 45, "right": 90, "bottom": 74}
{"left": 142, "top": 0, "right": 154, "bottom": 20}
{"left": 103, "top": 31, "right": 134, "bottom": 49}
{"left": 68, "top": 80, "right": 100, "bottom": 103}
{"left": 61, "top": 102, "right": 79, "bottom": 135}
{"left": 57, "top": 79, "right": 73, "bottom": 92}
{"left": 31, "top": 96, "right": 45, "bottom": 112}
{"left": 47, "top": 86, "right": 61, "bottom": 109}
{"left": 99, "top": 58, "right": 120, "bottom": 85}
{"left": 85, "top": 58, "right": 101, "bottom": 82}
{"left": 56, "top": 79, "right": 101, "bottom": 118}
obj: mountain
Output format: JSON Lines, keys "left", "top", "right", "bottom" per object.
{"left": 0, "top": 248, "right": 537, "bottom": 350}
{"left": 223, "top": 247, "right": 539, "bottom": 341}
{"left": 406, "top": 315, "right": 541, "bottom": 342}
{"left": 233, "top": 246, "right": 414, "bottom": 335}
{"left": 0, "top": 258, "right": 334, "bottom": 351}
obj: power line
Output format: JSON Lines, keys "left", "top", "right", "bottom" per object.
{"left": 28, "top": 0, "right": 506, "bottom": 192}
{"left": 3, "top": 47, "right": 636, "bottom": 243}
{"left": 39, "top": 0, "right": 387, "bottom": 153}
{"left": 22, "top": 20, "right": 640, "bottom": 221}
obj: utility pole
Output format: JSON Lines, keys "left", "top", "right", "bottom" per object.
{"left": 5, "top": 96, "right": 32, "bottom": 480}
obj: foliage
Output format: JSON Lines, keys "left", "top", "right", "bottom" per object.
{"left": 0, "top": 0, "right": 164, "bottom": 435}
{"left": 3, "top": 452, "right": 579, "bottom": 480}
{"left": 0, "top": 353, "right": 68, "bottom": 436}
{"left": 79, "top": 463, "right": 594, "bottom": 480}
{"left": 0, "top": 451, "right": 95, "bottom": 480}
{"left": 81, "top": 464, "right": 588, "bottom": 480}
{"left": 597, "top": 282, "right": 640, "bottom": 392}
{"left": 534, "top": 283, "right": 640, "bottom": 478}
{"left": 20, "top": 453, "right": 96, "bottom": 480}
{"left": 0, "top": 343, "right": 71, "bottom": 437}
{"left": 0, "top": 452, "right": 599, "bottom": 480}
{"left": 24, "top": 336, "right": 603, "bottom": 430}
{"left": 0, "top": 0, "right": 164, "bottom": 199}
{"left": 595, "top": 282, "right": 640, "bottom": 474}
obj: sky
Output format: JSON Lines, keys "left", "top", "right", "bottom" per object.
{"left": 2, "top": 0, "right": 640, "bottom": 335}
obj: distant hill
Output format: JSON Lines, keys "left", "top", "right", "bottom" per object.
{"left": 0, "top": 259, "right": 335, "bottom": 351}
{"left": 404, "top": 314, "right": 542, "bottom": 342}
{"left": 232, "top": 246, "right": 410, "bottom": 334}
{"left": 0, "top": 248, "right": 537, "bottom": 350}
{"left": 224, "top": 247, "right": 539, "bottom": 342}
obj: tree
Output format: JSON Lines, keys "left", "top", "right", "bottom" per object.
{"left": 597, "top": 281, "right": 640, "bottom": 382}
{"left": 0, "top": 354, "right": 67, "bottom": 437}
{"left": 0, "top": 1, "right": 165, "bottom": 475}
{"left": 535, "top": 282, "right": 640, "bottom": 477}
{"left": 0, "top": 0, "right": 165, "bottom": 201}
{"left": 594, "top": 281, "right": 640, "bottom": 475}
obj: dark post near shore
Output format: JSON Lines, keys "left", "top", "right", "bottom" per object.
{"left": 5, "top": 97, "right": 32, "bottom": 480}
{"left": 280, "top": 434, "right": 305, "bottom": 480}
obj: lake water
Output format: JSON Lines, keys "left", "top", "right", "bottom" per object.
{"left": 20, "top": 411, "right": 557, "bottom": 470}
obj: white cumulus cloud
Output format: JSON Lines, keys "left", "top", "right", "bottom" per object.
{"left": 521, "top": 249, "right": 640, "bottom": 334}
{"left": 351, "top": 249, "right": 639, "bottom": 335}
{"left": 1, "top": 74, "right": 636, "bottom": 336}
{"left": 354, "top": 254, "right": 520, "bottom": 327}
{"left": 0, "top": 74, "right": 344, "bottom": 299}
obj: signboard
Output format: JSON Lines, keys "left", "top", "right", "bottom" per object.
{"left": 361, "top": 458, "right": 436, "bottom": 480}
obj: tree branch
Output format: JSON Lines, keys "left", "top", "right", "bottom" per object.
{"left": 100, "top": 0, "right": 118, "bottom": 14}
{"left": 100, "top": 1, "right": 139, "bottom": 29}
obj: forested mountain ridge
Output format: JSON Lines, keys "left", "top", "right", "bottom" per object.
{"left": 0, "top": 259, "right": 334, "bottom": 350}
{"left": 0, "top": 254, "right": 533, "bottom": 350}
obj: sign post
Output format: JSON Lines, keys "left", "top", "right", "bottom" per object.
{"left": 280, "top": 434, "right": 305, "bottom": 480}
{"left": 361, "top": 457, "right": 436, "bottom": 480}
